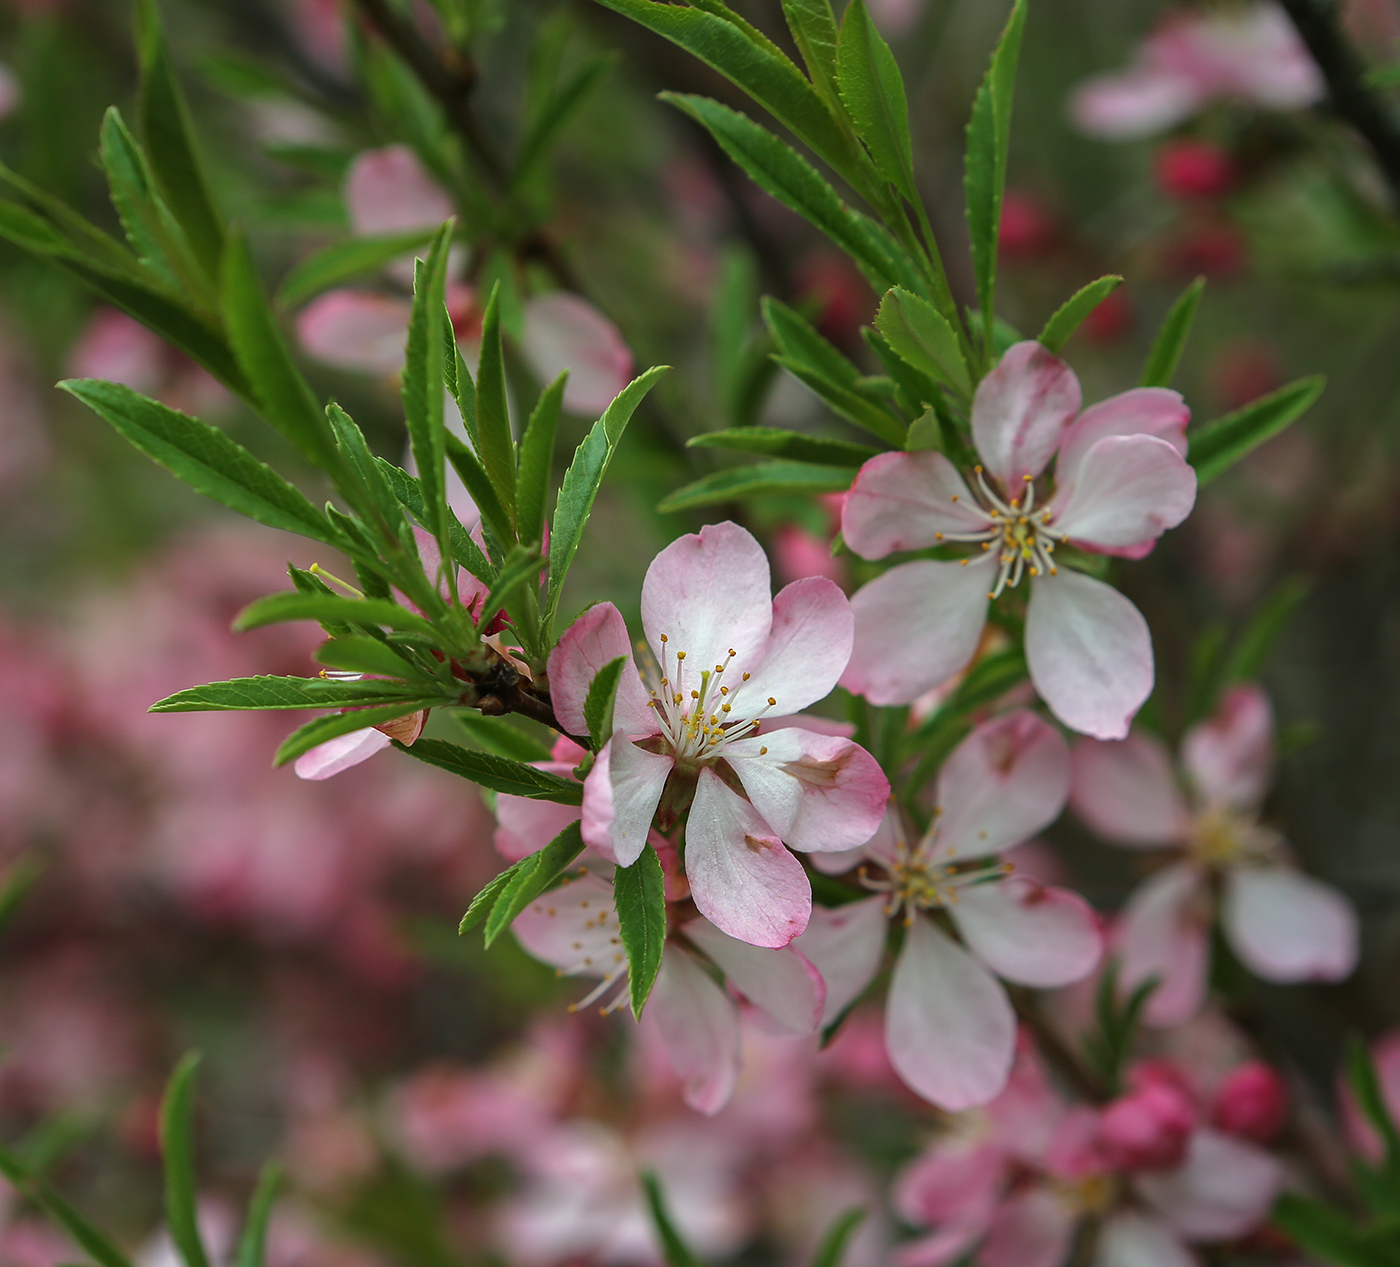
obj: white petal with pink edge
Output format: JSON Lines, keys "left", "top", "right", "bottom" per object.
{"left": 581, "top": 735, "right": 671, "bottom": 866}
{"left": 972, "top": 341, "right": 1082, "bottom": 489}
{"left": 1181, "top": 683, "right": 1274, "bottom": 811}
{"left": 294, "top": 727, "right": 391, "bottom": 780}
{"left": 1222, "top": 864, "right": 1358, "bottom": 982}
{"left": 546, "top": 601, "right": 654, "bottom": 739}
{"left": 792, "top": 895, "right": 888, "bottom": 1027}
{"left": 950, "top": 877, "right": 1102, "bottom": 988}
{"left": 1117, "top": 863, "right": 1211, "bottom": 1026}
{"left": 683, "top": 769, "right": 811, "bottom": 948}
{"left": 345, "top": 145, "right": 455, "bottom": 236}
{"left": 297, "top": 291, "right": 412, "bottom": 375}
{"left": 1136, "top": 1128, "right": 1281, "bottom": 1241}
{"left": 1025, "top": 568, "right": 1153, "bottom": 740}
{"left": 511, "top": 871, "right": 622, "bottom": 979}
{"left": 932, "top": 711, "right": 1070, "bottom": 862}
{"left": 1070, "top": 734, "right": 1189, "bottom": 847}
{"left": 648, "top": 945, "right": 742, "bottom": 1116}
{"left": 1092, "top": 1213, "right": 1196, "bottom": 1267}
{"left": 1049, "top": 435, "right": 1197, "bottom": 553}
{"left": 520, "top": 293, "right": 633, "bottom": 417}
{"left": 682, "top": 918, "right": 825, "bottom": 1035}
{"left": 1055, "top": 387, "right": 1190, "bottom": 492}
{"left": 885, "top": 914, "right": 1016, "bottom": 1110}
{"left": 843, "top": 554, "right": 994, "bottom": 706}
{"left": 731, "top": 576, "right": 853, "bottom": 716}
{"left": 842, "top": 450, "right": 993, "bottom": 560}
{"left": 979, "top": 1187, "right": 1077, "bottom": 1267}
{"left": 1069, "top": 70, "right": 1203, "bottom": 141}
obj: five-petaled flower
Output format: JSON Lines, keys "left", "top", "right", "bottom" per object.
{"left": 548, "top": 521, "right": 889, "bottom": 949}
{"left": 841, "top": 340, "right": 1198, "bottom": 739}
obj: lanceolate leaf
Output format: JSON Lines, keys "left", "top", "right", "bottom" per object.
{"left": 276, "top": 228, "right": 438, "bottom": 308}
{"left": 480, "top": 822, "right": 586, "bottom": 946}
{"left": 512, "top": 54, "right": 616, "bottom": 192}
{"left": 451, "top": 711, "right": 553, "bottom": 763}
{"left": 375, "top": 459, "right": 498, "bottom": 586}
{"left": 875, "top": 287, "right": 971, "bottom": 394}
{"left": 516, "top": 373, "right": 565, "bottom": 547}
{"left": 233, "top": 592, "right": 439, "bottom": 637}
{"left": 314, "top": 636, "right": 429, "bottom": 681}
{"left": 236, "top": 1162, "right": 282, "bottom": 1267}
{"left": 615, "top": 846, "right": 667, "bottom": 1017}
{"left": 397, "top": 738, "right": 585, "bottom": 803}
{"left": 773, "top": 358, "right": 906, "bottom": 446}
{"left": 583, "top": 656, "right": 628, "bottom": 753}
{"left": 1274, "top": 1195, "right": 1390, "bottom": 1267}
{"left": 1188, "top": 376, "right": 1325, "bottom": 485}
{"left": 403, "top": 225, "right": 455, "bottom": 557}
{"left": 475, "top": 284, "right": 518, "bottom": 524}
{"left": 688, "top": 427, "right": 879, "bottom": 467}
{"left": 811, "top": 1209, "right": 867, "bottom": 1267}
{"left": 780, "top": 0, "right": 842, "bottom": 109}
{"left": 160, "top": 1053, "right": 211, "bottom": 1267}
{"left": 1141, "top": 275, "right": 1205, "bottom": 388}
{"left": 275, "top": 702, "right": 437, "bottom": 766}
{"left": 836, "top": 0, "right": 916, "bottom": 201}
{"left": 60, "top": 380, "right": 343, "bottom": 548}
{"left": 151, "top": 675, "right": 434, "bottom": 713}
{"left": 0, "top": 1142, "right": 133, "bottom": 1267}
{"left": 642, "top": 1172, "right": 704, "bottom": 1267}
{"left": 442, "top": 433, "right": 517, "bottom": 556}
{"left": 657, "top": 460, "right": 854, "bottom": 513}
{"left": 1037, "top": 275, "right": 1123, "bottom": 354}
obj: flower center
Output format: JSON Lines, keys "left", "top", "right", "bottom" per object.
{"left": 642, "top": 634, "right": 777, "bottom": 762}
{"left": 863, "top": 829, "right": 1012, "bottom": 922}
{"left": 936, "top": 468, "right": 1066, "bottom": 598}
{"left": 1186, "top": 805, "right": 1279, "bottom": 868}
{"left": 1050, "top": 1172, "right": 1118, "bottom": 1217}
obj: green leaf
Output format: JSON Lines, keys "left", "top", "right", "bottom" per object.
{"left": 641, "top": 1172, "right": 704, "bottom": 1267}
{"left": 662, "top": 94, "right": 919, "bottom": 297}
{"left": 545, "top": 366, "right": 670, "bottom": 632}
{"left": 811, "top": 1209, "right": 866, "bottom": 1267}
{"left": 0, "top": 1143, "right": 134, "bottom": 1267}
{"left": 403, "top": 225, "right": 455, "bottom": 558}
{"left": 396, "top": 738, "right": 584, "bottom": 803}
{"left": 688, "top": 427, "right": 879, "bottom": 467}
{"left": 657, "top": 460, "right": 854, "bottom": 513}
{"left": 161, "top": 1053, "right": 211, "bottom": 1267}
{"left": 512, "top": 55, "right": 615, "bottom": 193}
{"left": 1188, "top": 376, "right": 1325, "bottom": 485}
{"left": 151, "top": 674, "right": 435, "bottom": 712}
{"left": 458, "top": 867, "right": 516, "bottom": 934}
{"left": 963, "top": 0, "right": 1026, "bottom": 357}
{"left": 875, "top": 286, "right": 971, "bottom": 394}
{"left": 481, "top": 821, "right": 586, "bottom": 946}
{"left": 234, "top": 592, "right": 439, "bottom": 638}
{"left": 1225, "top": 574, "right": 1311, "bottom": 683}
{"left": 0, "top": 854, "right": 42, "bottom": 940}
{"left": 780, "top": 0, "right": 842, "bottom": 109}
{"left": 444, "top": 432, "right": 517, "bottom": 556}
{"left": 1037, "top": 275, "right": 1123, "bottom": 355}
{"left": 474, "top": 546, "right": 545, "bottom": 636}
{"left": 1350, "top": 1036, "right": 1400, "bottom": 1169}
{"left": 314, "top": 637, "right": 428, "bottom": 681}
{"left": 517, "top": 373, "right": 565, "bottom": 547}
{"left": 60, "top": 380, "right": 342, "bottom": 549}
{"left": 135, "top": 0, "right": 226, "bottom": 286}
{"left": 275, "top": 702, "right": 436, "bottom": 766}
{"left": 474, "top": 284, "right": 518, "bottom": 525}
{"left": 326, "top": 402, "right": 405, "bottom": 540}
{"left": 1141, "top": 276, "right": 1205, "bottom": 388}
{"left": 583, "top": 656, "right": 628, "bottom": 753}
{"left": 276, "top": 229, "right": 437, "bottom": 308}
{"left": 615, "top": 846, "right": 667, "bottom": 1018}
{"left": 450, "top": 711, "right": 553, "bottom": 763}
{"left": 1274, "top": 1194, "right": 1390, "bottom": 1267}
{"left": 236, "top": 1162, "right": 282, "bottom": 1267}
{"left": 376, "top": 459, "right": 498, "bottom": 587}
{"left": 836, "top": 0, "right": 915, "bottom": 201}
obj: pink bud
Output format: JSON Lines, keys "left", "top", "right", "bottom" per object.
{"left": 1155, "top": 139, "right": 1234, "bottom": 201}
{"left": 1213, "top": 1061, "right": 1288, "bottom": 1143}
{"left": 1099, "top": 1073, "right": 1196, "bottom": 1171}
{"left": 998, "top": 191, "right": 1057, "bottom": 260}
{"left": 1081, "top": 287, "right": 1134, "bottom": 345}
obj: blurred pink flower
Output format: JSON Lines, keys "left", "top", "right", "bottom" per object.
{"left": 1071, "top": 683, "right": 1358, "bottom": 1025}
{"left": 842, "top": 341, "right": 1197, "bottom": 737}
{"left": 998, "top": 191, "right": 1058, "bottom": 261}
{"left": 69, "top": 307, "right": 228, "bottom": 416}
{"left": 1070, "top": 4, "right": 1322, "bottom": 140}
{"left": 1155, "top": 138, "right": 1236, "bottom": 200}
{"left": 1213, "top": 1059, "right": 1288, "bottom": 1142}
{"left": 772, "top": 521, "right": 847, "bottom": 588}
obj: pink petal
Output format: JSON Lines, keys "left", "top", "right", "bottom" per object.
{"left": 885, "top": 914, "right": 1016, "bottom": 1110}
{"left": 932, "top": 711, "right": 1071, "bottom": 861}
{"left": 684, "top": 769, "right": 811, "bottom": 948}
{"left": 809, "top": 844, "right": 866, "bottom": 876}
{"left": 1180, "top": 683, "right": 1273, "bottom": 811}
{"left": 1055, "top": 388, "right": 1190, "bottom": 494}
{"left": 842, "top": 451, "right": 993, "bottom": 560}
{"left": 1069, "top": 69, "right": 1204, "bottom": 140}
{"left": 511, "top": 872, "right": 622, "bottom": 978}
{"left": 1117, "top": 863, "right": 1211, "bottom": 1026}
{"left": 950, "top": 877, "right": 1102, "bottom": 988}
{"left": 735, "top": 576, "right": 853, "bottom": 716}
{"left": 1222, "top": 865, "right": 1358, "bottom": 982}
{"left": 520, "top": 293, "right": 633, "bottom": 417}
{"left": 640, "top": 522, "right": 773, "bottom": 697}
{"left": 971, "top": 341, "right": 1081, "bottom": 490}
{"left": 1025, "top": 569, "right": 1153, "bottom": 740}
{"left": 546, "top": 602, "right": 655, "bottom": 739}
{"left": 1136, "top": 1129, "right": 1281, "bottom": 1242}
{"left": 495, "top": 791, "right": 582, "bottom": 861}
{"left": 581, "top": 735, "right": 673, "bottom": 866}
{"left": 297, "top": 290, "right": 412, "bottom": 375}
{"left": 792, "top": 896, "right": 888, "bottom": 1027}
{"left": 843, "top": 556, "right": 993, "bottom": 705}
{"left": 649, "top": 945, "right": 742, "bottom": 1115}
{"left": 682, "top": 918, "right": 825, "bottom": 1035}
{"left": 345, "top": 144, "right": 454, "bottom": 236}
{"left": 894, "top": 1137, "right": 1005, "bottom": 1228}
{"left": 1093, "top": 1213, "right": 1197, "bottom": 1267}
{"left": 979, "top": 1188, "right": 1076, "bottom": 1267}
{"left": 892, "top": 1224, "right": 989, "bottom": 1267}
{"left": 1048, "top": 435, "right": 1197, "bottom": 554}
{"left": 725, "top": 729, "right": 889, "bottom": 853}
{"left": 1070, "top": 734, "right": 1189, "bottom": 847}
{"left": 293, "top": 727, "right": 391, "bottom": 779}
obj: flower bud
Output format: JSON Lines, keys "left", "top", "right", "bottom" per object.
{"left": 1099, "top": 1072, "right": 1196, "bottom": 1171}
{"left": 1155, "top": 139, "right": 1234, "bottom": 201}
{"left": 998, "top": 191, "right": 1057, "bottom": 260}
{"left": 1213, "top": 1061, "right": 1288, "bottom": 1142}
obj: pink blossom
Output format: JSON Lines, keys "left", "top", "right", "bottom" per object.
{"left": 1070, "top": 5, "right": 1323, "bottom": 141}
{"left": 1099, "top": 1065, "right": 1197, "bottom": 1170}
{"left": 795, "top": 713, "right": 1101, "bottom": 1110}
{"left": 1154, "top": 138, "right": 1235, "bottom": 200}
{"left": 1212, "top": 1060, "right": 1288, "bottom": 1142}
{"left": 842, "top": 341, "right": 1197, "bottom": 738}
{"left": 1071, "top": 683, "right": 1358, "bottom": 1024}
{"left": 549, "top": 521, "right": 888, "bottom": 948}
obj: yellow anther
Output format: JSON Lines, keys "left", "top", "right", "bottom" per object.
{"left": 935, "top": 532, "right": 944, "bottom": 541}
{"left": 760, "top": 746, "right": 768, "bottom": 755}
{"left": 720, "top": 686, "right": 729, "bottom": 695}
{"left": 951, "top": 494, "right": 960, "bottom": 503}
{"left": 767, "top": 697, "right": 777, "bottom": 706}
{"left": 660, "top": 633, "right": 668, "bottom": 642}
{"left": 742, "top": 672, "right": 751, "bottom": 681}
{"left": 676, "top": 651, "right": 686, "bottom": 661}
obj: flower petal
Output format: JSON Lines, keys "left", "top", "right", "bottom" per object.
{"left": 682, "top": 917, "right": 825, "bottom": 1035}
{"left": 520, "top": 293, "right": 634, "bottom": 417}
{"left": 1092, "top": 1213, "right": 1196, "bottom": 1267}
{"left": 1117, "top": 863, "right": 1211, "bottom": 1026}
{"left": 581, "top": 735, "right": 672, "bottom": 866}
{"left": 733, "top": 576, "right": 853, "bottom": 716}
{"left": 842, "top": 451, "right": 993, "bottom": 560}
{"left": 972, "top": 341, "right": 1081, "bottom": 489}
{"left": 1222, "top": 865, "right": 1358, "bottom": 982}
{"left": 495, "top": 790, "right": 582, "bottom": 861}
{"left": 1136, "top": 1129, "right": 1280, "bottom": 1242}
{"left": 933, "top": 711, "right": 1071, "bottom": 861}
{"left": 1180, "top": 683, "right": 1273, "bottom": 811}
{"left": 725, "top": 728, "right": 890, "bottom": 853}
{"left": 1049, "top": 435, "right": 1197, "bottom": 554}
{"left": 950, "top": 877, "right": 1102, "bottom": 988}
{"left": 640, "top": 521, "right": 773, "bottom": 696}
{"left": 546, "top": 602, "right": 654, "bottom": 739}
{"left": 293, "top": 727, "right": 391, "bottom": 780}
{"left": 1025, "top": 569, "right": 1153, "bottom": 740}
{"left": 1070, "top": 69, "right": 1204, "bottom": 141}
{"left": 684, "top": 769, "right": 811, "bottom": 948}
{"left": 1070, "top": 735, "right": 1189, "bottom": 847}
{"left": 649, "top": 945, "right": 742, "bottom": 1115}
{"left": 1055, "top": 388, "right": 1190, "bottom": 492}
{"left": 792, "top": 895, "right": 888, "bottom": 1027}
{"left": 980, "top": 1188, "right": 1077, "bottom": 1267}
{"left": 886, "top": 914, "right": 1016, "bottom": 1110}
{"left": 843, "top": 555, "right": 993, "bottom": 706}
{"left": 511, "top": 872, "right": 622, "bottom": 978}
{"left": 296, "top": 290, "right": 412, "bottom": 376}
{"left": 345, "top": 144, "right": 454, "bottom": 236}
